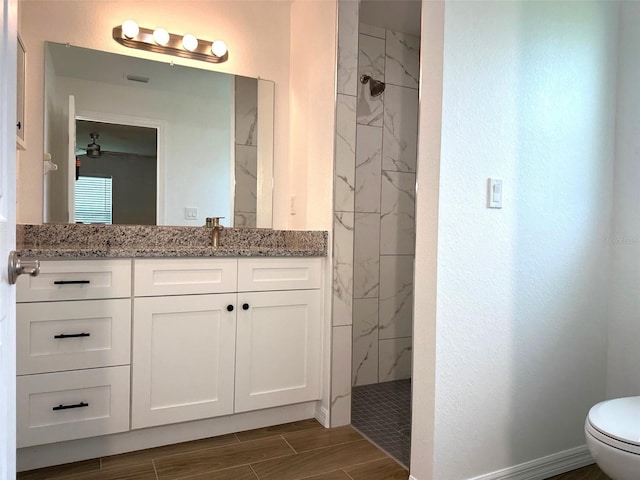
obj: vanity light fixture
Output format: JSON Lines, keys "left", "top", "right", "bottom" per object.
{"left": 182, "top": 34, "right": 198, "bottom": 52}
{"left": 113, "top": 21, "right": 229, "bottom": 63}
{"left": 121, "top": 20, "right": 139, "bottom": 39}
{"left": 152, "top": 28, "right": 170, "bottom": 46}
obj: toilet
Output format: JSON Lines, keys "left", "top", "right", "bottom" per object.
{"left": 585, "top": 396, "right": 640, "bottom": 480}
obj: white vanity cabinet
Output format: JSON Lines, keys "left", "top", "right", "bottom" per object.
{"left": 16, "top": 255, "right": 324, "bottom": 449}
{"left": 130, "top": 257, "right": 323, "bottom": 428}
{"left": 15, "top": 259, "right": 132, "bottom": 448}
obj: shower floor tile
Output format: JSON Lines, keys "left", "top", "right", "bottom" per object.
{"left": 351, "top": 379, "right": 412, "bottom": 468}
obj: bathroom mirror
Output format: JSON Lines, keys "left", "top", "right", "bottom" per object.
{"left": 43, "top": 42, "right": 274, "bottom": 228}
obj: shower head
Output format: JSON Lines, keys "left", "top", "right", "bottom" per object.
{"left": 360, "top": 74, "right": 386, "bottom": 97}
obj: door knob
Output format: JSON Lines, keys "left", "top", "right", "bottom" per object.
{"left": 8, "top": 251, "right": 40, "bottom": 285}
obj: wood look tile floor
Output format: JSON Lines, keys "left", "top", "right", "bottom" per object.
{"left": 548, "top": 464, "right": 612, "bottom": 480}
{"left": 17, "top": 420, "right": 409, "bottom": 480}
{"left": 16, "top": 419, "right": 611, "bottom": 480}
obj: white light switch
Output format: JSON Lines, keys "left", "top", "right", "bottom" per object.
{"left": 488, "top": 178, "right": 503, "bottom": 209}
{"left": 184, "top": 207, "right": 198, "bottom": 220}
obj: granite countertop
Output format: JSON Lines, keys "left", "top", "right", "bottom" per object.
{"left": 16, "top": 224, "right": 328, "bottom": 259}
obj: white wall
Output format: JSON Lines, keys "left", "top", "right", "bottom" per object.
{"left": 607, "top": 1, "right": 640, "bottom": 400}
{"left": 412, "top": 2, "right": 618, "bottom": 479}
{"left": 288, "top": 0, "right": 336, "bottom": 231}
{"left": 410, "top": 1, "right": 444, "bottom": 478}
{"left": 18, "top": 0, "right": 293, "bottom": 227}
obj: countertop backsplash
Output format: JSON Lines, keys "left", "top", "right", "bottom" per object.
{"left": 16, "top": 224, "right": 328, "bottom": 258}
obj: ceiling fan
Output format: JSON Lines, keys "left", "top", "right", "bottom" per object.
{"left": 75, "top": 132, "right": 103, "bottom": 158}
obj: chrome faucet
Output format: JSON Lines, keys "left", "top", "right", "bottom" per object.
{"left": 205, "top": 217, "right": 224, "bottom": 247}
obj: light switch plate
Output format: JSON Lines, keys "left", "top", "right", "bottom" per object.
{"left": 184, "top": 207, "right": 198, "bottom": 220}
{"left": 488, "top": 178, "right": 503, "bottom": 209}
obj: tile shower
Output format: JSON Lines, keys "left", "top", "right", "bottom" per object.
{"left": 349, "top": 23, "right": 419, "bottom": 468}
{"left": 331, "top": 0, "right": 419, "bottom": 465}
{"left": 352, "top": 24, "right": 418, "bottom": 387}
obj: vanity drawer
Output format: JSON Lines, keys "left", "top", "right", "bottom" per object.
{"left": 17, "top": 366, "right": 130, "bottom": 448}
{"left": 17, "top": 259, "right": 132, "bottom": 302}
{"left": 17, "top": 299, "right": 131, "bottom": 375}
{"left": 134, "top": 258, "right": 238, "bottom": 296}
{"left": 237, "top": 258, "right": 322, "bottom": 292}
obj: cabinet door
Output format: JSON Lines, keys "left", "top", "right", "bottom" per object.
{"left": 132, "top": 294, "right": 236, "bottom": 429}
{"left": 235, "top": 289, "right": 322, "bottom": 413}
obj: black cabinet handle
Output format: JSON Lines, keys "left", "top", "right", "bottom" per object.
{"left": 54, "top": 333, "right": 90, "bottom": 339}
{"left": 227, "top": 305, "right": 234, "bottom": 312}
{"left": 16, "top": 121, "right": 21, "bottom": 130}
{"left": 53, "top": 402, "right": 89, "bottom": 411}
{"left": 54, "top": 280, "right": 91, "bottom": 285}
{"left": 242, "top": 303, "right": 249, "bottom": 310}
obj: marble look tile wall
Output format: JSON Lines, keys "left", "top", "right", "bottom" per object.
{"left": 351, "top": 24, "right": 419, "bottom": 387}
{"left": 333, "top": 212, "right": 354, "bottom": 327}
{"left": 334, "top": 96, "right": 357, "bottom": 213}
{"left": 331, "top": 0, "right": 360, "bottom": 428}
{"left": 234, "top": 77, "right": 258, "bottom": 227}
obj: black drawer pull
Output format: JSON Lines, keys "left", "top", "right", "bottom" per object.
{"left": 227, "top": 305, "right": 234, "bottom": 312}
{"left": 54, "top": 280, "right": 91, "bottom": 285}
{"left": 53, "top": 402, "right": 89, "bottom": 411}
{"left": 242, "top": 303, "right": 249, "bottom": 310}
{"left": 54, "top": 333, "right": 91, "bottom": 339}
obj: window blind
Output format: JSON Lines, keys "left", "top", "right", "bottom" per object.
{"left": 74, "top": 175, "right": 113, "bottom": 224}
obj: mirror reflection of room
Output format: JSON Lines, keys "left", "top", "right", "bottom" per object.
{"left": 74, "top": 121, "right": 158, "bottom": 225}
{"left": 42, "top": 42, "right": 274, "bottom": 228}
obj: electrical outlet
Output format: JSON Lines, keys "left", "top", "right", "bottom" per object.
{"left": 290, "top": 195, "right": 297, "bottom": 215}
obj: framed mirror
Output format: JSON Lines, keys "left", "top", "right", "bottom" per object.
{"left": 43, "top": 42, "right": 274, "bottom": 228}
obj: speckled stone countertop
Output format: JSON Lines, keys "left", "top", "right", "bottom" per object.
{"left": 16, "top": 224, "right": 328, "bottom": 258}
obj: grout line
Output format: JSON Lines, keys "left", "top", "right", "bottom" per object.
{"left": 248, "top": 464, "right": 260, "bottom": 480}
{"left": 244, "top": 448, "right": 300, "bottom": 469}
{"left": 152, "top": 459, "right": 159, "bottom": 480}
{"left": 350, "top": 424, "right": 409, "bottom": 470}
{"left": 297, "top": 469, "right": 353, "bottom": 480}
{"left": 281, "top": 435, "right": 298, "bottom": 454}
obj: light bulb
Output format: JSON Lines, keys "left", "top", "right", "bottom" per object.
{"left": 153, "top": 28, "right": 170, "bottom": 46}
{"left": 211, "top": 40, "right": 227, "bottom": 57}
{"left": 121, "top": 20, "right": 139, "bottom": 39}
{"left": 182, "top": 34, "right": 198, "bottom": 52}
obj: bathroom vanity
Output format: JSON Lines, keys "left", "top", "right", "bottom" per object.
{"left": 15, "top": 224, "right": 328, "bottom": 471}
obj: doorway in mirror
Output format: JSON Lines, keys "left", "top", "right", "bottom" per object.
{"left": 75, "top": 120, "right": 157, "bottom": 225}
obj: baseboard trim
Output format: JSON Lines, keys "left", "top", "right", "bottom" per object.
{"left": 469, "top": 445, "right": 594, "bottom": 480}
{"left": 408, "top": 445, "right": 594, "bottom": 480}
{"left": 315, "top": 405, "right": 329, "bottom": 427}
